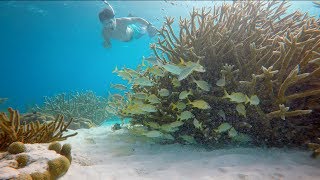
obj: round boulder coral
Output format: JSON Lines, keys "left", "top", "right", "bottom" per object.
{"left": 47, "top": 156, "right": 70, "bottom": 178}
{"left": 30, "top": 171, "right": 51, "bottom": 180}
{"left": 60, "top": 144, "right": 71, "bottom": 156}
{"left": 60, "top": 143, "right": 72, "bottom": 162}
{"left": 48, "top": 142, "right": 62, "bottom": 154}
{"left": 16, "top": 154, "right": 29, "bottom": 168}
{"left": 8, "top": 142, "right": 26, "bottom": 154}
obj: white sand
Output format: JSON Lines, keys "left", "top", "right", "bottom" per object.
{"left": 59, "top": 126, "right": 320, "bottom": 180}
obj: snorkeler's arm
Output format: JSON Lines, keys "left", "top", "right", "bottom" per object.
{"left": 102, "top": 29, "right": 112, "bottom": 48}
{"left": 119, "top": 17, "right": 158, "bottom": 37}
{"left": 121, "top": 17, "right": 151, "bottom": 27}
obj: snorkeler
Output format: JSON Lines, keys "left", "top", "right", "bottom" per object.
{"left": 99, "top": 1, "right": 158, "bottom": 48}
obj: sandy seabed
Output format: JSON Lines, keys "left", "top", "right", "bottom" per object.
{"left": 59, "top": 126, "right": 320, "bottom": 180}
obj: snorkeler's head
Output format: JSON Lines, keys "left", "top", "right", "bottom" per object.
{"left": 99, "top": 8, "right": 115, "bottom": 22}
{"left": 99, "top": 8, "right": 116, "bottom": 30}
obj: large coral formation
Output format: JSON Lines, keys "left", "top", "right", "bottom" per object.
{"left": 0, "top": 141, "right": 72, "bottom": 180}
{"left": 34, "top": 91, "right": 110, "bottom": 128}
{"left": 21, "top": 112, "right": 55, "bottom": 124}
{"left": 0, "top": 108, "right": 77, "bottom": 151}
{"left": 110, "top": 1, "right": 320, "bottom": 156}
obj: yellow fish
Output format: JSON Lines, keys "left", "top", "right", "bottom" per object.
{"left": 192, "top": 77, "right": 210, "bottom": 91}
{"left": 179, "top": 90, "right": 193, "bottom": 100}
{"left": 223, "top": 90, "right": 248, "bottom": 103}
{"left": 188, "top": 99, "right": 211, "bottom": 109}
{"left": 236, "top": 103, "right": 246, "bottom": 117}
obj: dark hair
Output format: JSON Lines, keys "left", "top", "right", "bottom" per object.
{"left": 99, "top": 8, "right": 115, "bottom": 22}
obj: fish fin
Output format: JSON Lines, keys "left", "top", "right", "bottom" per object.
{"left": 222, "top": 89, "right": 230, "bottom": 99}
{"left": 112, "top": 66, "right": 118, "bottom": 73}
{"left": 142, "top": 56, "right": 146, "bottom": 66}
{"left": 179, "top": 58, "right": 185, "bottom": 65}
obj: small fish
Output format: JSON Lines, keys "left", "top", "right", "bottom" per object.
{"left": 188, "top": 99, "right": 211, "bottom": 109}
{"left": 124, "top": 68, "right": 141, "bottom": 78}
{"left": 239, "top": 122, "right": 252, "bottom": 129}
{"left": 178, "top": 65, "right": 196, "bottom": 81}
{"left": 113, "top": 66, "right": 133, "bottom": 82}
{"left": 171, "top": 78, "right": 181, "bottom": 88}
{"left": 185, "top": 61, "right": 206, "bottom": 73}
{"left": 217, "top": 110, "right": 226, "bottom": 120}
{"left": 162, "top": 63, "right": 183, "bottom": 75}
{"left": 143, "top": 130, "right": 163, "bottom": 138}
{"left": 214, "top": 123, "right": 232, "bottom": 133}
{"left": 134, "top": 77, "right": 154, "bottom": 86}
{"left": 131, "top": 99, "right": 145, "bottom": 105}
{"left": 180, "top": 135, "right": 197, "bottom": 144}
{"left": 216, "top": 76, "right": 226, "bottom": 87}
{"left": 158, "top": 88, "right": 170, "bottom": 97}
{"left": 109, "top": 93, "right": 123, "bottom": 100}
{"left": 145, "top": 122, "right": 161, "bottom": 129}
{"left": 232, "top": 133, "right": 252, "bottom": 143}
{"left": 123, "top": 104, "right": 146, "bottom": 115}
{"left": 223, "top": 90, "right": 248, "bottom": 103}
{"left": 228, "top": 127, "right": 238, "bottom": 138}
{"left": 179, "top": 90, "right": 193, "bottom": 100}
{"left": 236, "top": 103, "right": 246, "bottom": 117}
{"left": 248, "top": 95, "right": 260, "bottom": 105}
{"left": 142, "top": 56, "right": 160, "bottom": 66}
{"left": 192, "top": 77, "right": 210, "bottom": 91}
{"left": 163, "top": 134, "right": 175, "bottom": 140}
{"left": 193, "top": 119, "right": 202, "bottom": 130}
{"left": 0, "top": 98, "right": 8, "bottom": 104}
{"left": 105, "top": 106, "right": 117, "bottom": 114}
{"left": 110, "top": 83, "right": 127, "bottom": 90}
{"left": 148, "top": 66, "right": 165, "bottom": 77}
{"left": 177, "top": 110, "right": 195, "bottom": 121}
{"left": 132, "top": 92, "right": 147, "bottom": 100}
{"left": 160, "top": 121, "right": 184, "bottom": 132}
{"left": 147, "top": 94, "right": 161, "bottom": 104}
{"left": 171, "top": 102, "right": 186, "bottom": 111}
{"left": 140, "top": 104, "right": 157, "bottom": 113}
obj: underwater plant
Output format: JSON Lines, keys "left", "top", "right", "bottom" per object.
{"left": 33, "top": 91, "right": 111, "bottom": 128}
{"left": 0, "top": 108, "right": 77, "bottom": 150}
{"left": 108, "top": 1, "right": 320, "bottom": 155}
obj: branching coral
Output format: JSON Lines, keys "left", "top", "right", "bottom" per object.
{"left": 0, "top": 108, "right": 77, "bottom": 150}
{"left": 34, "top": 91, "right": 110, "bottom": 127}
{"left": 110, "top": 1, "right": 320, "bottom": 154}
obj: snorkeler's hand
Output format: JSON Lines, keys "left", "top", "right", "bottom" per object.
{"left": 147, "top": 24, "right": 158, "bottom": 37}
{"left": 103, "top": 41, "right": 111, "bottom": 48}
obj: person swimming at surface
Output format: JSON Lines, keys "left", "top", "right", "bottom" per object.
{"left": 99, "top": 1, "right": 158, "bottom": 48}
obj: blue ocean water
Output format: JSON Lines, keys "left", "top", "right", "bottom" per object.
{"left": 0, "top": 1, "right": 319, "bottom": 112}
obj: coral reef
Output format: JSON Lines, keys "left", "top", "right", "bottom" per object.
{"left": 0, "top": 108, "right": 77, "bottom": 151}
{"left": 47, "top": 156, "right": 70, "bottom": 179}
{"left": 34, "top": 91, "right": 110, "bottom": 128}
{"left": 48, "top": 141, "right": 62, "bottom": 154}
{"left": 16, "top": 154, "right": 29, "bottom": 168}
{"left": 8, "top": 142, "right": 26, "bottom": 154}
{"left": 0, "top": 141, "right": 72, "bottom": 180}
{"left": 110, "top": 1, "right": 320, "bottom": 156}
{"left": 21, "top": 112, "right": 55, "bottom": 124}
{"left": 59, "top": 144, "right": 72, "bottom": 163}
